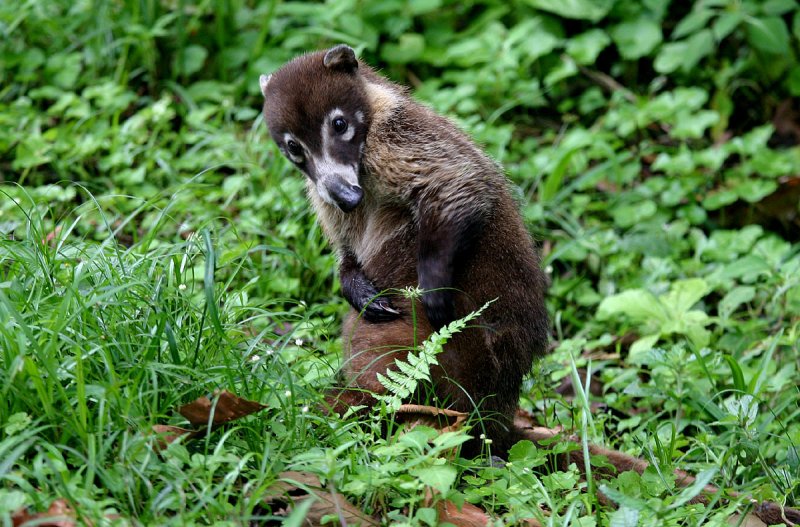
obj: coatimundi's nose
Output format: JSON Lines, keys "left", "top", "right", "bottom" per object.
{"left": 330, "top": 181, "right": 363, "bottom": 212}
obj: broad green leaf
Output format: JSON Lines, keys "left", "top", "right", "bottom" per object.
{"left": 673, "top": 9, "right": 714, "bottom": 39}
{"left": 662, "top": 278, "right": 709, "bottom": 314}
{"left": 597, "top": 289, "right": 666, "bottom": 323}
{"left": 735, "top": 179, "right": 778, "bottom": 203}
{"left": 671, "top": 110, "right": 719, "bottom": 139}
{"left": 719, "top": 286, "right": 756, "bottom": 319}
{"left": 761, "top": 0, "right": 797, "bottom": 15}
{"left": 713, "top": 12, "right": 743, "bottom": 40}
{"left": 408, "top": 0, "right": 441, "bottom": 15}
{"left": 410, "top": 464, "right": 457, "bottom": 492}
{"left": 746, "top": 16, "right": 790, "bottom": 54}
{"left": 177, "top": 45, "right": 208, "bottom": 77}
{"left": 381, "top": 33, "right": 425, "bottom": 64}
{"left": 611, "top": 18, "right": 662, "bottom": 59}
{"left": 544, "top": 56, "right": 578, "bottom": 86}
{"left": 629, "top": 334, "right": 661, "bottom": 359}
{"left": 566, "top": 29, "right": 611, "bottom": 64}
{"left": 508, "top": 440, "right": 537, "bottom": 463}
{"left": 654, "top": 41, "right": 689, "bottom": 73}
{"left": 610, "top": 200, "right": 657, "bottom": 228}
{"left": 702, "top": 188, "right": 738, "bottom": 210}
{"left": 670, "top": 468, "right": 718, "bottom": 508}
{"left": 599, "top": 483, "right": 647, "bottom": 510}
{"left": 523, "top": 0, "right": 613, "bottom": 21}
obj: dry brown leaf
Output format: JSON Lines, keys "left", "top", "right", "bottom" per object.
{"left": 435, "top": 499, "right": 490, "bottom": 527}
{"left": 150, "top": 424, "right": 200, "bottom": 450}
{"left": 395, "top": 404, "right": 468, "bottom": 433}
{"left": 263, "top": 471, "right": 379, "bottom": 527}
{"left": 178, "top": 389, "right": 266, "bottom": 426}
{"left": 12, "top": 499, "right": 76, "bottom": 527}
{"left": 729, "top": 513, "right": 768, "bottom": 527}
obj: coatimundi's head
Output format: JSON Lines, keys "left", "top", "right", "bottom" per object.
{"left": 260, "top": 45, "right": 370, "bottom": 213}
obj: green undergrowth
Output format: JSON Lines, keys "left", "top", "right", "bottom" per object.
{"left": 2, "top": 0, "right": 800, "bottom": 525}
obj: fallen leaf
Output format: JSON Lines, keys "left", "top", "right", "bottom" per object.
{"left": 42, "top": 226, "right": 62, "bottom": 247}
{"left": 394, "top": 404, "right": 468, "bottom": 433}
{"left": 728, "top": 512, "right": 768, "bottom": 527}
{"left": 263, "top": 471, "right": 379, "bottom": 527}
{"left": 12, "top": 499, "right": 76, "bottom": 527}
{"left": 178, "top": 390, "right": 266, "bottom": 426}
{"left": 150, "top": 424, "right": 200, "bottom": 450}
{"left": 435, "top": 499, "right": 490, "bottom": 527}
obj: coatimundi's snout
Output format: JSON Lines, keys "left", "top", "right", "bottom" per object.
{"left": 260, "top": 45, "right": 370, "bottom": 213}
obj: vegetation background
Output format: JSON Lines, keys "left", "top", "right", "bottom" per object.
{"left": 1, "top": 0, "right": 799, "bottom": 525}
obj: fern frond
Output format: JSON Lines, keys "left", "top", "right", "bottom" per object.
{"left": 375, "top": 299, "right": 495, "bottom": 412}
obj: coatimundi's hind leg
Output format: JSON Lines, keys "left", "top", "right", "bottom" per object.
{"left": 325, "top": 309, "right": 433, "bottom": 414}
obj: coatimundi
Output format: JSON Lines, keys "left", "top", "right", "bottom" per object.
{"left": 260, "top": 44, "right": 549, "bottom": 454}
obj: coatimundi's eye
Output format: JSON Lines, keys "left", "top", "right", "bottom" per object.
{"left": 333, "top": 117, "right": 348, "bottom": 134}
{"left": 286, "top": 140, "right": 302, "bottom": 156}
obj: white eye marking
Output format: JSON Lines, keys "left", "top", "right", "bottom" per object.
{"left": 282, "top": 133, "right": 305, "bottom": 163}
{"left": 326, "top": 109, "right": 355, "bottom": 141}
{"left": 355, "top": 111, "right": 364, "bottom": 123}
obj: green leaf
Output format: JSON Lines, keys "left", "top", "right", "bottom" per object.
{"left": 719, "top": 286, "right": 756, "bottom": 319}
{"left": 566, "top": 29, "right": 611, "bottom": 64}
{"left": 609, "top": 506, "right": 639, "bottom": 527}
{"left": 544, "top": 56, "right": 578, "bottom": 86}
{"left": 671, "top": 109, "right": 719, "bottom": 139}
{"left": 735, "top": 179, "right": 777, "bottom": 203}
{"left": 655, "top": 30, "right": 713, "bottom": 74}
{"left": 654, "top": 41, "right": 689, "bottom": 74}
{"left": 522, "top": 0, "right": 613, "bottom": 21}
{"left": 713, "top": 12, "right": 743, "bottom": 40}
{"left": 662, "top": 278, "right": 709, "bottom": 314}
{"left": 597, "top": 289, "right": 666, "bottom": 323}
{"left": 723, "top": 355, "right": 746, "bottom": 393}
{"left": 610, "top": 18, "right": 662, "bottom": 59}
{"left": 177, "top": 45, "right": 208, "bottom": 77}
{"left": 381, "top": 33, "right": 425, "bottom": 64}
{"left": 599, "top": 483, "right": 647, "bottom": 510}
{"left": 408, "top": 0, "right": 441, "bottom": 15}
{"left": 673, "top": 9, "right": 714, "bottom": 39}
{"left": 508, "top": 440, "right": 536, "bottom": 462}
{"left": 746, "top": 16, "right": 790, "bottom": 54}
{"left": 410, "top": 464, "right": 457, "bottom": 493}
{"left": 761, "top": 0, "right": 797, "bottom": 15}
{"left": 672, "top": 468, "right": 718, "bottom": 508}
{"left": 629, "top": 334, "right": 660, "bottom": 358}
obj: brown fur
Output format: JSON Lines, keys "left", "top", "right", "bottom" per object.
{"left": 261, "top": 47, "right": 549, "bottom": 454}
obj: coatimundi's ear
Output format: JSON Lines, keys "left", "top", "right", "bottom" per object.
{"left": 259, "top": 74, "right": 271, "bottom": 98}
{"left": 323, "top": 44, "right": 358, "bottom": 73}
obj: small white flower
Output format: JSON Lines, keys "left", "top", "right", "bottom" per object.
{"left": 295, "top": 338, "right": 304, "bottom": 346}
{"left": 178, "top": 283, "right": 187, "bottom": 291}
{"left": 266, "top": 348, "right": 275, "bottom": 355}
{"left": 284, "top": 390, "right": 292, "bottom": 397}
{"left": 301, "top": 406, "right": 309, "bottom": 413}
{"left": 484, "top": 438, "right": 493, "bottom": 445}
{"left": 250, "top": 355, "right": 260, "bottom": 362}
{"left": 479, "top": 433, "right": 486, "bottom": 440}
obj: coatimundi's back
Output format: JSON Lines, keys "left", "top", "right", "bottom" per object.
{"left": 260, "top": 45, "right": 549, "bottom": 454}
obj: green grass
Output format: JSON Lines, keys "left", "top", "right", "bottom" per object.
{"left": 2, "top": 0, "right": 800, "bottom": 525}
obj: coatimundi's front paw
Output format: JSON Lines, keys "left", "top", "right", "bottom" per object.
{"left": 422, "top": 289, "right": 455, "bottom": 331}
{"left": 342, "top": 273, "right": 400, "bottom": 323}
